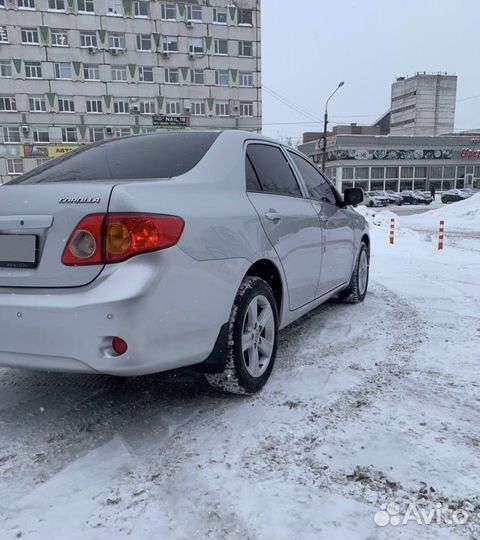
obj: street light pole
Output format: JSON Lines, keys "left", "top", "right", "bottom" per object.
{"left": 321, "top": 81, "right": 345, "bottom": 172}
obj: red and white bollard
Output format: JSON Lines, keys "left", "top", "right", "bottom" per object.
{"left": 389, "top": 218, "right": 395, "bottom": 245}
{"left": 438, "top": 220, "right": 445, "bottom": 251}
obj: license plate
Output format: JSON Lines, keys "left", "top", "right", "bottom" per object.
{"left": 0, "top": 235, "right": 38, "bottom": 268}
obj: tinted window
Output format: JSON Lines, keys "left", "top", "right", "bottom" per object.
{"left": 247, "top": 144, "right": 301, "bottom": 197}
{"left": 288, "top": 151, "right": 336, "bottom": 204}
{"left": 10, "top": 132, "right": 220, "bottom": 184}
{"left": 246, "top": 156, "right": 262, "bottom": 191}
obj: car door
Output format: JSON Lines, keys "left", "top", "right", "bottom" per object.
{"left": 246, "top": 143, "right": 323, "bottom": 310}
{"left": 287, "top": 151, "right": 355, "bottom": 296}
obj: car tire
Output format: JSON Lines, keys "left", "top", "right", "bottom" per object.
{"left": 369, "top": 201, "right": 374, "bottom": 207}
{"left": 338, "top": 242, "right": 369, "bottom": 304}
{"left": 204, "top": 276, "right": 279, "bottom": 395}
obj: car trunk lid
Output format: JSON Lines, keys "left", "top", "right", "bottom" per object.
{"left": 0, "top": 183, "right": 114, "bottom": 288}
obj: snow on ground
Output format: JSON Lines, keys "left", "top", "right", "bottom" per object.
{"left": 0, "top": 202, "right": 479, "bottom": 540}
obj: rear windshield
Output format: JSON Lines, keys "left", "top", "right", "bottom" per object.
{"left": 9, "top": 132, "right": 220, "bottom": 184}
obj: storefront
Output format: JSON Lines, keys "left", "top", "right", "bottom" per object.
{"left": 298, "top": 134, "right": 480, "bottom": 193}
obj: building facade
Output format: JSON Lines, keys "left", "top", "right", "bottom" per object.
{"left": 299, "top": 134, "right": 480, "bottom": 193}
{"left": 0, "top": 0, "right": 261, "bottom": 183}
{"left": 390, "top": 73, "right": 457, "bottom": 136}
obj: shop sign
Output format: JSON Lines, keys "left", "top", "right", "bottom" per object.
{"left": 460, "top": 148, "right": 480, "bottom": 159}
{"left": 152, "top": 115, "right": 188, "bottom": 127}
{"left": 327, "top": 148, "right": 453, "bottom": 162}
{"left": 0, "top": 145, "right": 21, "bottom": 157}
{"left": 47, "top": 146, "right": 77, "bottom": 158}
{"left": 23, "top": 145, "right": 49, "bottom": 158}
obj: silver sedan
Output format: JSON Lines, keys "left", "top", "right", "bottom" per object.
{"left": 0, "top": 131, "right": 369, "bottom": 394}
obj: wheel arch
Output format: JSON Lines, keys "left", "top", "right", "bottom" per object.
{"left": 244, "top": 258, "right": 284, "bottom": 322}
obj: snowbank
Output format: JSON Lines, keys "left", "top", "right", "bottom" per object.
{"left": 401, "top": 193, "right": 480, "bottom": 232}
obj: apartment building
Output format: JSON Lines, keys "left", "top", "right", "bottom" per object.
{"left": 0, "top": 0, "right": 262, "bottom": 183}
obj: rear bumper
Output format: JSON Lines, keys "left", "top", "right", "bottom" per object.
{"left": 0, "top": 248, "right": 249, "bottom": 376}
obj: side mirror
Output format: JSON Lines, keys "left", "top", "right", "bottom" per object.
{"left": 343, "top": 187, "right": 363, "bottom": 207}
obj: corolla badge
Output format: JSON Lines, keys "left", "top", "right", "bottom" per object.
{"left": 59, "top": 197, "right": 101, "bottom": 204}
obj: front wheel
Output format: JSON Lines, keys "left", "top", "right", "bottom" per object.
{"left": 338, "top": 242, "right": 369, "bottom": 303}
{"left": 205, "top": 276, "right": 279, "bottom": 395}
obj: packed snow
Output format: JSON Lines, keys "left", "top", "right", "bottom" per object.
{"left": 0, "top": 200, "right": 479, "bottom": 540}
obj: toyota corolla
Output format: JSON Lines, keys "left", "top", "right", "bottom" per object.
{"left": 0, "top": 131, "right": 369, "bottom": 394}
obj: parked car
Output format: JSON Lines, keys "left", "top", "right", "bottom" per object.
{"left": 362, "top": 191, "right": 390, "bottom": 207}
{"left": 372, "top": 190, "right": 403, "bottom": 205}
{"left": 398, "top": 191, "right": 433, "bottom": 205}
{"left": 441, "top": 188, "right": 476, "bottom": 204}
{"left": 0, "top": 131, "right": 370, "bottom": 394}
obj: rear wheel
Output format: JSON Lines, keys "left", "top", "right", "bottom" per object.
{"left": 205, "top": 276, "right": 278, "bottom": 395}
{"left": 338, "top": 242, "right": 369, "bottom": 303}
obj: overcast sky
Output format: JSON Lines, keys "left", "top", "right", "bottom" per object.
{"left": 261, "top": 0, "right": 480, "bottom": 144}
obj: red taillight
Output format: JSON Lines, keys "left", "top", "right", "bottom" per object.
{"left": 112, "top": 337, "right": 128, "bottom": 356}
{"left": 62, "top": 213, "right": 184, "bottom": 266}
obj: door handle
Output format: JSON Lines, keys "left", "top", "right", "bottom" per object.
{"left": 265, "top": 211, "right": 283, "bottom": 222}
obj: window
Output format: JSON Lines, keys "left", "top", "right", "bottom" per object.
{"left": 238, "top": 40, "right": 253, "bottom": 57}
{"left": 430, "top": 166, "right": 442, "bottom": 179}
{"left": 415, "top": 166, "right": 427, "bottom": 179}
{"left": 106, "top": 0, "right": 123, "bottom": 15}
{"left": 83, "top": 64, "right": 100, "bottom": 80}
{"left": 62, "top": 127, "right": 78, "bottom": 142}
{"left": 51, "top": 29, "right": 68, "bottom": 47}
{"left": 136, "top": 34, "right": 151, "bottom": 51}
{"left": 165, "top": 68, "right": 179, "bottom": 84}
{"left": 215, "top": 101, "right": 229, "bottom": 116}
{"left": 25, "top": 61, "right": 42, "bottom": 78}
{"left": 139, "top": 66, "right": 153, "bottom": 82}
{"left": 238, "top": 8, "right": 253, "bottom": 25}
{"left": 371, "top": 167, "right": 385, "bottom": 179}
{"left": 29, "top": 95, "right": 46, "bottom": 112}
{"left": 342, "top": 167, "right": 354, "bottom": 180}
{"left": 114, "top": 98, "right": 129, "bottom": 114}
{"left": 215, "top": 69, "right": 229, "bottom": 86}
{"left": 86, "top": 98, "right": 102, "bottom": 113}
{"left": 3, "top": 127, "right": 21, "bottom": 143}
{"left": 11, "top": 132, "right": 221, "bottom": 184}
{"left": 0, "top": 61, "right": 12, "bottom": 78}
{"left": 111, "top": 65, "right": 127, "bottom": 81}
{"left": 214, "top": 39, "right": 228, "bottom": 55}
{"left": 21, "top": 27, "right": 39, "bottom": 44}
{"left": 213, "top": 7, "right": 227, "bottom": 24}
{"left": 54, "top": 62, "right": 72, "bottom": 79}
{"left": 240, "top": 101, "right": 253, "bottom": 117}
{"left": 189, "top": 38, "right": 204, "bottom": 54}
{"left": 139, "top": 99, "right": 155, "bottom": 114}
{"left": 246, "top": 156, "right": 262, "bottom": 191}
{"left": 191, "top": 101, "right": 205, "bottom": 116}
{"left": 77, "top": 0, "right": 94, "bottom": 12}
{"left": 187, "top": 4, "right": 201, "bottom": 21}
{"left": 160, "top": 2, "right": 176, "bottom": 20}
{"left": 239, "top": 71, "right": 253, "bottom": 87}
{"left": 0, "top": 26, "right": 8, "bottom": 43}
{"left": 165, "top": 100, "right": 181, "bottom": 116}
{"left": 443, "top": 166, "right": 455, "bottom": 179}
{"left": 58, "top": 97, "right": 75, "bottom": 112}
{"left": 115, "top": 127, "right": 130, "bottom": 137}
{"left": 400, "top": 166, "right": 414, "bottom": 179}
{"left": 355, "top": 167, "right": 369, "bottom": 180}
{"left": 89, "top": 127, "right": 104, "bottom": 142}
{"left": 109, "top": 32, "right": 125, "bottom": 49}
{"left": 33, "top": 127, "right": 49, "bottom": 142}
{"left": 190, "top": 69, "right": 204, "bottom": 85}
{"left": 0, "top": 96, "right": 17, "bottom": 111}
{"left": 288, "top": 151, "right": 336, "bottom": 204}
{"left": 0, "top": 0, "right": 4, "bottom": 6}
{"left": 133, "top": 0, "right": 149, "bottom": 16}
{"left": 80, "top": 31, "right": 97, "bottom": 48}
{"left": 163, "top": 36, "right": 178, "bottom": 53}
{"left": 7, "top": 159, "right": 24, "bottom": 175}
{"left": 17, "top": 0, "right": 35, "bottom": 9}
{"left": 247, "top": 144, "right": 302, "bottom": 197}
{"left": 48, "top": 0, "right": 65, "bottom": 10}
{"left": 386, "top": 166, "right": 398, "bottom": 179}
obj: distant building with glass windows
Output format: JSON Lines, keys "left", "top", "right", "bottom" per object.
{"left": 0, "top": 0, "right": 261, "bottom": 183}
{"left": 298, "top": 133, "right": 480, "bottom": 193}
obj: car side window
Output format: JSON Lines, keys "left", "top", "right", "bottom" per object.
{"left": 288, "top": 151, "right": 337, "bottom": 205}
{"left": 247, "top": 144, "right": 302, "bottom": 198}
{"left": 245, "top": 155, "right": 262, "bottom": 192}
